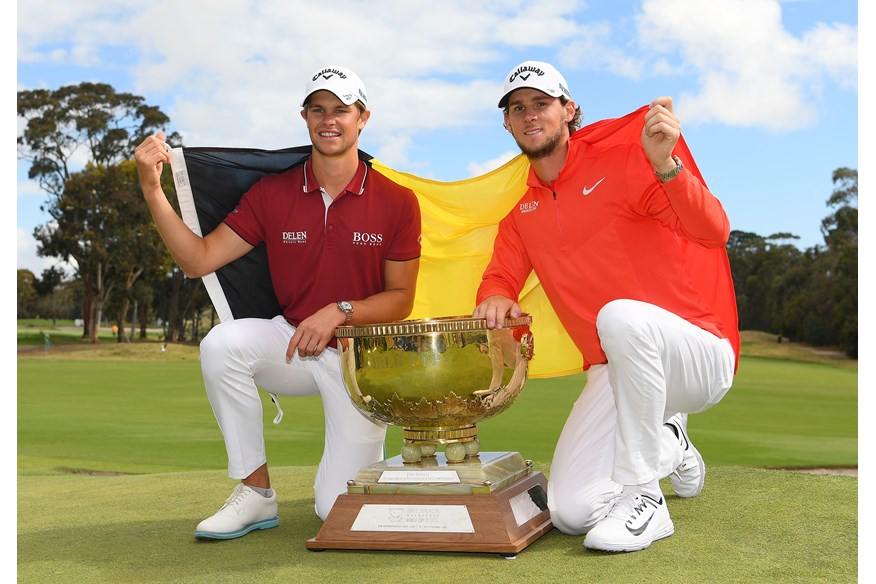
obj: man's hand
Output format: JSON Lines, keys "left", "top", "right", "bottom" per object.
{"left": 134, "top": 132, "right": 170, "bottom": 194}
{"left": 286, "top": 303, "right": 346, "bottom": 360}
{"left": 641, "top": 97, "right": 680, "bottom": 174}
{"left": 472, "top": 294, "right": 521, "bottom": 329}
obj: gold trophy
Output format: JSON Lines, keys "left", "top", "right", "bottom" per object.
{"left": 306, "top": 315, "right": 552, "bottom": 557}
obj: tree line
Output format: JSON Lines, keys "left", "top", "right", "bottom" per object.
{"left": 17, "top": 83, "right": 858, "bottom": 357}
{"left": 726, "top": 166, "right": 858, "bottom": 358}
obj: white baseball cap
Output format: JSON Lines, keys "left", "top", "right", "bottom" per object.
{"left": 302, "top": 65, "right": 368, "bottom": 107}
{"left": 498, "top": 61, "right": 572, "bottom": 108}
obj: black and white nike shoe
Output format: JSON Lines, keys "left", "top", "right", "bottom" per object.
{"left": 583, "top": 492, "right": 674, "bottom": 552}
{"left": 665, "top": 413, "right": 706, "bottom": 498}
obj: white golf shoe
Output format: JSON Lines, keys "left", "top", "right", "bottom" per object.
{"left": 583, "top": 491, "right": 674, "bottom": 552}
{"left": 665, "top": 413, "right": 706, "bottom": 498}
{"left": 194, "top": 484, "right": 279, "bottom": 540}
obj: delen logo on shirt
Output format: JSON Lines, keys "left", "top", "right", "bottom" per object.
{"left": 282, "top": 231, "right": 307, "bottom": 244}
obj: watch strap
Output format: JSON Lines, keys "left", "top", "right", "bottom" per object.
{"left": 337, "top": 301, "right": 353, "bottom": 325}
{"left": 656, "top": 155, "right": 683, "bottom": 183}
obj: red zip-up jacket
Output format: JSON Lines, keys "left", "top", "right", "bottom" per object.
{"left": 477, "top": 108, "right": 740, "bottom": 371}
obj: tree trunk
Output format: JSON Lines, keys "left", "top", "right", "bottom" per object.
{"left": 192, "top": 307, "right": 200, "bottom": 342}
{"left": 117, "top": 297, "right": 130, "bottom": 343}
{"left": 139, "top": 303, "right": 148, "bottom": 339}
{"left": 90, "top": 263, "right": 114, "bottom": 344}
{"left": 167, "top": 269, "right": 181, "bottom": 342}
{"left": 89, "top": 298, "right": 99, "bottom": 344}
{"left": 82, "top": 284, "right": 94, "bottom": 339}
{"left": 129, "top": 299, "right": 138, "bottom": 342}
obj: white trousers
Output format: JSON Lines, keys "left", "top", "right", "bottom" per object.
{"left": 199, "top": 315, "right": 386, "bottom": 520}
{"left": 548, "top": 299, "right": 735, "bottom": 535}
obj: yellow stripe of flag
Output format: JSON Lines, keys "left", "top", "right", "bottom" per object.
{"left": 370, "top": 156, "right": 582, "bottom": 378}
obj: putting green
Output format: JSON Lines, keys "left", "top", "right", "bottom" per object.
{"left": 17, "top": 465, "right": 856, "bottom": 583}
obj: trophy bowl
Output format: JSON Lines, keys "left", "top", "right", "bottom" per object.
{"left": 336, "top": 315, "right": 533, "bottom": 463}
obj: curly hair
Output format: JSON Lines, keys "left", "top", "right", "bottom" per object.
{"left": 561, "top": 97, "right": 582, "bottom": 135}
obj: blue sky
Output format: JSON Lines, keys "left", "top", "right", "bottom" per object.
{"left": 15, "top": 0, "right": 858, "bottom": 275}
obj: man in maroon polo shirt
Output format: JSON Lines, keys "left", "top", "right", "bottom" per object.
{"left": 134, "top": 65, "right": 421, "bottom": 540}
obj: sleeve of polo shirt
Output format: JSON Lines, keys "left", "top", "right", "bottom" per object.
{"left": 222, "top": 180, "right": 267, "bottom": 247}
{"left": 386, "top": 189, "right": 422, "bottom": 261}
{"left": 476, "top": 213, "right": 533, "bottom": 305}
{"left": 629, "top": 146, "right": 730, "bottom": 249}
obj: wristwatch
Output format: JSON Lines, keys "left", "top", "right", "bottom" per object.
{"left": 337, "top": 300, "right": 354, "bottom": 325}
{"left": 655, "top": 155, "right": 683, "bottom": 183}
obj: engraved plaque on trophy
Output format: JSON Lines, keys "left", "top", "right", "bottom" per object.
{"left": 306, "top": 315, "right": 552, "bottom": 557}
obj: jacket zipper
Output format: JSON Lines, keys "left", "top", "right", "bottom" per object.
{"left": 552, "top": 190, "right": 566, "bottom": 249}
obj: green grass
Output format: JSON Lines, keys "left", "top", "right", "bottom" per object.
{"left": 18, "top": 335, "right": 857, "bottom": 475}
{"left": 17, "top": 333, "right": 858, "bottom": 582}
{"left": 737, "top": 330, "right": 856, "bottom": 368}
{"left": 17, "top": 466, "right": 857, "bottom": 583}
{"left": 17, "top": 319, "right": 166, "bottom": 345}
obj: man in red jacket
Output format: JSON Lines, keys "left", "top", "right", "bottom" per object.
{"left": 474, "top": 61, "right": 739, "bottom": 552}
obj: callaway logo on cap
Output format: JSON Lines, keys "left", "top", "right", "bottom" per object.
{"left": 498, "top": 60, "right": 572, "bottom": 108}
{"left": 302, "top": 65, "right": 368, "bottom": 107}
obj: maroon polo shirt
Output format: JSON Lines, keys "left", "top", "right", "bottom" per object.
{"left": 224, "top": 158, "right": 421, "bottom": 328}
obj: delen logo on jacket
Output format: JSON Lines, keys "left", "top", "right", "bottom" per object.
{"left": 519, "top": 201, "right": 539, "bottom": 214}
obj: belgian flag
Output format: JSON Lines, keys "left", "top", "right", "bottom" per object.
{"left": 168, "top": 105, "right": 737, "bottom": 377}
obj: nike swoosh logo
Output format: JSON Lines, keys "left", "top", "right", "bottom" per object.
{"left": 668, "top": 419, "right": 690, "bottom": 451}
{"left": 627, "top": 517, "right": 652, "bottom": 536}
{"left": 626, "top": 496, "right": 661, "bottom": 536}
{"left": 582, "top": 177, "right": 605, "bottom": 195}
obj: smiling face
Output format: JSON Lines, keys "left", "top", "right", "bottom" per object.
{"left": 504, "top": 88, "right": 576, "bottom": 161}
{"left": 300, "top": 90, "right": 370, "bottom": 158}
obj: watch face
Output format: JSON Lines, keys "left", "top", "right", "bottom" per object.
{"left": 339, "top": 301, "right": 353, "bottom": 312}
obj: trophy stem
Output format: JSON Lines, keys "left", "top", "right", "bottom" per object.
{"left": 401, "top": 425, "right": 480, "bottom": 463}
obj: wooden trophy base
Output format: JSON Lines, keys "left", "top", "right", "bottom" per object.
{"left": 306, "top": 470, "right": 552, "bottom": 557}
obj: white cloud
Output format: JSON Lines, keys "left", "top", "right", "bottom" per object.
{"left": 374, "top": 134, "right": 413, "bottom": 170}
{"left": 467, "top": 151, "right": 519, "bottom": 177}
{"left": 17, "top": 227, "right": 63, "bottom": 275}
{"left": 17, "top": 1, "right": 588, "bottom": 158}
{"left": 558, "top": 21, "right": 646, "bottom": 80}
{"left": 16, "top": 178, "right": 43, "bottom": 199}
{"left": 17, "top": 0, "right": 857, "bottom": 143}
{"left": 803, "top": 22, "right": 858, "bottom": 89}
{"left": 635, "top": 0, "right": 857, "bottom": 130}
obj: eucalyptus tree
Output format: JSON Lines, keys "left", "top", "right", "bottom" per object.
{"left": 18, "top": 83, "right": 181, "bottom": 339}
{"left": 821, "top": 168, "right": 858, "bottom": 357}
